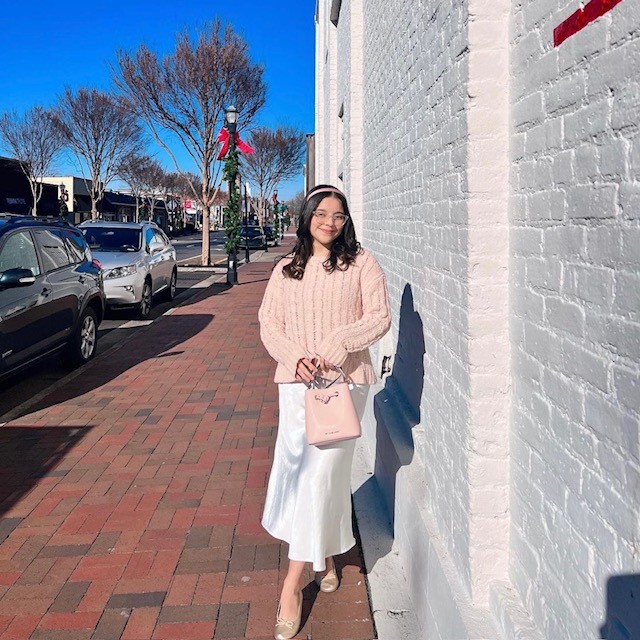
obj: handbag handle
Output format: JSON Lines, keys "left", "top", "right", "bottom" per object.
{"left": 306, "top": 365, "right": 350, "bottom": 389}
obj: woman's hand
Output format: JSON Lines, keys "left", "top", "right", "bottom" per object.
{"left": 295, "top": 358, "right": 319, "bottom": 383}
{"left": 316, "top": 356, "right": 333, "bottom": 373}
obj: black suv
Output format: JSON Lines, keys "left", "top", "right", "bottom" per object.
{"left": 263, "top": 225, "right": 279, "bottom": 246}
{"left": 0, "top": 215, "right": 105, "bottom": 380}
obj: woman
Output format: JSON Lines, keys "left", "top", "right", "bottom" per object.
{"left": 258, "top": 184, "right": 391, "bottom": 639}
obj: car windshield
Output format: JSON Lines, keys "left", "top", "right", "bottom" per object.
{"left": 82, "top": 227, "right": 141, "bottom": 252}
{"left": 243, "top": 227, "right": 263, "bottom": 237}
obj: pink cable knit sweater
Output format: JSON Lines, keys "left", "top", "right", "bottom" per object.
{"left": 258, "top": 248, "right": 391, "bottom": 384}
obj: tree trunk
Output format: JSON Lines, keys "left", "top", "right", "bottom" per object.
{"left": 29, "top": 183, "right": 38, "bottom": 216}
{"left": 91, "top": 185, "right": 99, "bottom": 220}
{"left": 258, "top": 183, "right": 265, "bottom": 226}
{"left": 202, "top": 203, "right": 211, "bottom": 265}
{"left": 201, "top": 170, "right": 211, "bottom": 266}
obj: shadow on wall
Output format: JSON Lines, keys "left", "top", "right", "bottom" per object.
{"left": 373, "top": 283, "right": 425, "bottom": 526}
{"left": 599, "top": 573, "right": 640, "bottom": 639}
{"left": 351, "top": 284, "right": 425, "bottom": 572}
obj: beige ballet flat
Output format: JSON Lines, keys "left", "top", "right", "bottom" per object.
{"left": 274, "top": 592, "right": 302, "bottom": 640}
{"left": 315, "top": 562, "right": 339, "bottom": 593}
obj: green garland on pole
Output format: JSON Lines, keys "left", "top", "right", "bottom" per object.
{"left": 223, "top": 147, "right": 241, "bottom": 254}
{"left": 272, "top": 203, "right": 280, "bottom": 241}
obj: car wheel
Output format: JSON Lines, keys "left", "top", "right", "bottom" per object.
{"left": 138, "top": 279, "right": 152, "bottom": 319}
{"left": 62, "top": 307, "right": 98, "bottom": 368}
{"left": 163, "top": 268, "right": 177, "bottom": 301}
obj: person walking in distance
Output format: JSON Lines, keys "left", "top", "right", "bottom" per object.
{"left": 258, "top": 184, "right": 391, "bottom": 639}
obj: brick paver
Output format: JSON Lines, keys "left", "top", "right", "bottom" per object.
{"left": 0, "top": 240, "right": 376, "bottom": 639}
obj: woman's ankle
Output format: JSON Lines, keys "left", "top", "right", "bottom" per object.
{"left": 322, "top": 556, "right": 334, "bottom": 573}
{"left": 281, "top": 578, "right": 301, "bottom": 595}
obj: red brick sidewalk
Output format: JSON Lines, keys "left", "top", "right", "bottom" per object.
{"left": 0, "top": 243, "right": 376, "bottom": 640}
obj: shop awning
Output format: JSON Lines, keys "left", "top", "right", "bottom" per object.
{"left": 73, "top": 194, "right": 92, "bottom": 212}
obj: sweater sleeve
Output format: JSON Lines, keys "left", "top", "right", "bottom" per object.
{"left": 315, "top": 252, "right": 391, "bottom": 366}
{"left": 258, "top": 261, "right": 309, "bottom": 376}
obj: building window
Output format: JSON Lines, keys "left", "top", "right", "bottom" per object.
{"left": 330, "top": 0, "right": 342, "bottom": 25}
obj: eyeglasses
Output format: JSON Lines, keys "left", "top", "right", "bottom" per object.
{"left": 312, "top": 211, "right": 349, "bottom": 226}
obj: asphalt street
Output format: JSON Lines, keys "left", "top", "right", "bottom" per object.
{"left": 173, "top": 229, "right": 270, "bottom": 265}
{"left": 172, "top": 229, "right": 227, "bottom": 264}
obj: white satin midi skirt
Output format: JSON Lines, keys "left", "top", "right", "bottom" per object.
{"left": 261, "top": 382, "right": 369, "bottom": 572}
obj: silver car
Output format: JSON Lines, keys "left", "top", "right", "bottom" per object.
{"left": 79, "top": 221, "right": 177, "bottom": 319}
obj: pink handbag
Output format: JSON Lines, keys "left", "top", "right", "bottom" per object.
{"left": 304, "top": 367, "right": 361, "bottom": 446}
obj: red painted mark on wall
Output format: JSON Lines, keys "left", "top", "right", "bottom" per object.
{"left": 553, "top": 0, "right": 625, "bottom": 46}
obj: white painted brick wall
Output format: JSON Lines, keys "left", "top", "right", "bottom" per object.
{"left": 336, "top": 2, "right": 350, "bottom": 179}
{"left": 511, "top": 0, "right": 640, "bottom": 638}
{"left": 316, "top": 0, "right": 640, "bottom": 637}
{"left": 356, "top": 0, "right": 475, "bottom": 590}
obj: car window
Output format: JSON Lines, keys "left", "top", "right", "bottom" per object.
{"left": 157, "top": 229, "right": 171, "bottom": 245}
{"left": 152, "top": 230, "right": 168, "bottom": 247}
{"left": 82, "top": 227, "right": 142, "bottom": 252}
{"left": 0, "top": 230, "right": 41, "bottom": 276}
{"left": 33, "top": 229, "right": 71, "bottom": 272}
{"left": 144, "top": 227, "right": 155, "bottom": 247}
{"left": 62, "top": 228, "right": 90, "bottom": 263}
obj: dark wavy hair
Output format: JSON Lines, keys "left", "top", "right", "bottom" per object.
{"left": 282, "top": 184, "right": 361, "bottom": 280}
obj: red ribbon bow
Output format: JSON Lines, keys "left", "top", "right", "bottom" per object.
{"left": 217, "top": 128, "right": 255, "bottom": 160}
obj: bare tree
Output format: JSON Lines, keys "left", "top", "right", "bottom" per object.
{"left": 117, "top": 153, "right": 157, "bottom": 222}
{"left": 175, "top": 171, "right": 203, "bottom": 203}
{"left": 114, "top": 20, "right": 266, "bottom": 265}
{"left": 287, "top": 190, "right": 306, "bottom": 225}
{"left": 53, "top": 88, "right": 142, "bottom": 220}
{"left": 170, "top": 170, "right": 204, "bottom": 210}
{"left": 172, "top": 171, "right": 203, "bottom": 230}
{"left": 0, "top": 106, "right": 64, "bottom": 216}
{"left": 163, "top": 171, "right": 182, "bottom": 194}
{"left": 241, "top": 126, "right": 305, "bottom": 225}
{"left": 162, "top": 171, "right": 184, "bottom": 231}
{"left": 137, "top": 159, "right": 166, "bottom": 221}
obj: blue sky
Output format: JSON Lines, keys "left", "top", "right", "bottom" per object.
{"left": 0, "top": 1, "right": 315, "bottom": 200}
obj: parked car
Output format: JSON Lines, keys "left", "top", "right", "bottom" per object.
{"left": 0, "top": 214, "right": 105, "bottom": 380}
{"left": 79, "top": 221, "right": 177, "bottom": 320}
{"left": 263, "top": 225, "right": 279, "bottom": 247}
{"left": 239, "top": 226, "right": 267, "bottom": 249}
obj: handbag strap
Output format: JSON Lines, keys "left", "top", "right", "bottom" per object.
{"left": 306, "top": 365, "right": 351, "bottom": 389}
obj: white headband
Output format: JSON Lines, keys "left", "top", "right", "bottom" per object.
{"left": 304, "top": 186, "right": 346, "bottom": 203}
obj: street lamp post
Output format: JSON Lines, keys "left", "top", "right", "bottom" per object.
{"left": 272, "top": 191, "right": 279, "bottom": 245}
{"left": 243, "top": 182, "right": 250, "bottom": 264}
{"left": 58, "top": 182, "right": 69, "bottom": 219}
{"left": 225, "top": 105, "right": 238, "bottom": 286}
